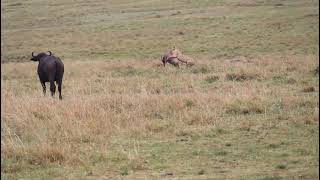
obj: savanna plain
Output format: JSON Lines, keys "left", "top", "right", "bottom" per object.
{"left": 1, "top": 0, "right": 319, "bottom": 179}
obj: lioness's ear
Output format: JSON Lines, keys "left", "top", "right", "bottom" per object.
{"left": 172, "top": 46, "right": 176, "bottom": 50}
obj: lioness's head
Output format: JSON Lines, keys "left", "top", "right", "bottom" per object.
{"left": 169, "top": 46, "right": 182, "bottom": 57}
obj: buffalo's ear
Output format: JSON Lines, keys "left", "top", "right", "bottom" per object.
{"left": 47, "top": 51, "right": 52, "bottom": 56}
{"left": 30, "top": 57, "right": 38, "bottom": 61}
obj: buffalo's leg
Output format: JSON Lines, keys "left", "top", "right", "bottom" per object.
{"left": 57, "top": 80, "right": 62, "bottom": 100}
{"left": 41, "top": 81, "right": 46, "bottom": 96}
{"left": 49, "top": 80, "right": 56, "bottom": 97}
{"left": 161, "top": 56, "right": 166, "bottom": 67}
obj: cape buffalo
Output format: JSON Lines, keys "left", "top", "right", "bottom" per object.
{"left": 30, "top": 51, "right": 64, "bottom": 100}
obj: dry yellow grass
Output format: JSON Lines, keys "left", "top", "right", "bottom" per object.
{"left": 1, "top": 54, "right": 319, "bottom": 178}
{"left": 1, "top": 0, "right": 319, "bottom": 178}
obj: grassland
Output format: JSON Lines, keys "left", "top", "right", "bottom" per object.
{"left": 1, "top": 0, "right": 319, "bottom": 179}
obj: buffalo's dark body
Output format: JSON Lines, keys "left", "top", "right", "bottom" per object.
{"left": 31, "top": 51, "right": 64, "bottom": 99}
{"left": 161, "top": 53, "right": 180, "bottom": 67}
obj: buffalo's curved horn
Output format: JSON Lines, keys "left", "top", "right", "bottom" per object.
{"left": 32, "top": 52, "right": 36, "bottom": 57}
{"left": 47, "top": 51, "right": 52, "bottom": 56}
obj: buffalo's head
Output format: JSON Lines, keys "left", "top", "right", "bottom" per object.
{"left": 30, "top": 51, "right": 52, "bottom": 61}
